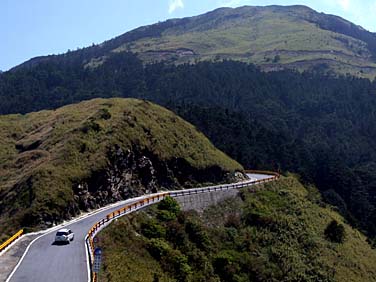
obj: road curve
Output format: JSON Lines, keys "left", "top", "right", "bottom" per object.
{"left": 7, "top": 173, "right": 274, "bottom": 282}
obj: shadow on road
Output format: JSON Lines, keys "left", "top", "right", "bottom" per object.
{"left": 51, "top": 241, "right": 70, "bottom": 246}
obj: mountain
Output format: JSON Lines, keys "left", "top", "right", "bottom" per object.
{"left": 1, "top": 4, "right": 376, "bottom": 246}
{"left": 0, "top": 98, "right": 242, "bottom": 239}
{"left": 98, "top": 176, "right": 376, "bottom": 282}
{"left": 14, "top": 5, "right": 376, "bottom": 79}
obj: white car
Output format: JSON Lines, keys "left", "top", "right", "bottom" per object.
{"left": 55, "top": 228, "right": 74, "bottom": 244}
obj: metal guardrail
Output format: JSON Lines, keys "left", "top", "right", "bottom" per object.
{"left": 85, "top": 192, "right": 171, "bottom": 282}
{"left": 85, "top": 171, "right": 280, "bottom": 281}
{"left": 244, "top": 170, "right": 280, "bottom": 177}
{"left": 0, "top": 229, "right": 24, "bottom": 253}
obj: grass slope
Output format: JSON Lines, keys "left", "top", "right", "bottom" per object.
{"left": 96, "top": 5, "right": 376, "bottom": 79}
{"left": 0, "top": 98, "right": 241, "bottom": 239}
{"left": 13, "top": 6, "right": 376, "bottom": 79}
{"left": 98, "top": 176, "right": 376, "bottom": 282}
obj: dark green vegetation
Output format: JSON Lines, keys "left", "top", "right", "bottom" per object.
{"left": 11, "top": 5, "right": 376, "bottom": 78}
{"left": 98, "top": 177, "right": 376, "bottom": 282}
{"left": 325, "top": 220, "right": 346, "bottom": 243}
{"left": 1, "top": 51, "right": 376, "bottom": 241}
{"left": 0, "top": 98, "right": 241, "bottom": 239}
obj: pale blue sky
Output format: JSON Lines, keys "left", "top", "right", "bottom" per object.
{"left": 1, "top": 0, "right": 375, "bottom": 71}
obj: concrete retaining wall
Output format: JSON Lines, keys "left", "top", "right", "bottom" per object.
{"left": 174, "top": 189, "right": 239, "bottom": 211}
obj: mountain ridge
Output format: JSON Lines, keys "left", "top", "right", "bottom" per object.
{"left": 10, "top": 5, "right": 376, "bottom": 79}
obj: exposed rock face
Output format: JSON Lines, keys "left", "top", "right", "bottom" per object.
{"left": 73, "top": 146, "right": 157, "bottom": 210}
{"left": 72, "top": 145, "right": 245, "bottom": 211}
{"left": 14, "top": 145, "right": 244, "bottom": 229}
{"left": 19, "top": 199, "right": 80, "bottom": 230}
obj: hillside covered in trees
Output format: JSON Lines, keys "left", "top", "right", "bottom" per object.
{"left": 0, "top": 52, "right": 376, "bottom": 242}
{"left": 97, "top": 177, "right": 376, "bottom": 282}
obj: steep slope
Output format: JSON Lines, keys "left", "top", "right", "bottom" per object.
{"left": 14, "top": 5, "right": 376, "bottom": 79}
{"left": 97, "top": 176, "right": 376, "bottom": 282}
{"left": 0, "top": 98, "right": 242, "bottom": 240}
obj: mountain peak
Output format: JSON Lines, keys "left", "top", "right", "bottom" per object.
{"left": 11, "top": 5, "right": 376, "bottom": 79}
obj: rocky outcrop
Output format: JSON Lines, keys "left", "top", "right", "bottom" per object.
{"left": 7, "top": 144, "right": 244, "bottom": 230}
{"left": 73, "top": 145, "right": 245, "bottom": 211}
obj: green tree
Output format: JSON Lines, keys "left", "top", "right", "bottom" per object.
{"left": 157, "top": 196, "right": 181, "bottom": 221}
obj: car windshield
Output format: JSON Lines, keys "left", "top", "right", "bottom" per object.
{"left": 56, "top": 231, "right": 68, "bottom": 236}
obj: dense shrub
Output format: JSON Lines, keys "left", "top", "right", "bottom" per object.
{"left": 147, "top": 238, "right": 171, "bottom": 259}
{"left": 98, "top": 108, "right": 111, "bottom": 120}
{"left": 158, "top": 196, "right": 181, "bottom": 214}
{"left": 140, "top": 219, "right": 166, "bottom": 239}
{"left": 213, "top": 250, "right": 241, "bottom": 282}
{"left": 81, "top": 120, "right": 101, "bottom": 133}
{"left": 325, "top": 220, "right": 346, "bottom": 243}
{"left": 156, "top": 196, "right": 181, "bottom": 221}
{"left": 185, "top": 220, "right": 211, "bottom": 251}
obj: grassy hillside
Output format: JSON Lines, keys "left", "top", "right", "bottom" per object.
{"left": 12, "top": 6, "right": 376, "bottom": 79}
{"left": 84, "top": 5, "right": 376, "bottom": 79}
{"left": 0, "top": 98, "right": 242, "bottom": 239}
{"left": 98, "top": 176, "right": 376, "bottom": 282}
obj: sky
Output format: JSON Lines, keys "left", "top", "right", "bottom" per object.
{"left": 1, "top": 0, "right": 376, "bottom": 71}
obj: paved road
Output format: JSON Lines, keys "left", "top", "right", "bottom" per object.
{"left": 7, "top": 173, "right": 273, "bottom": 282}
{"left": 7, "top": 196, "right": 145, "bottom": 282}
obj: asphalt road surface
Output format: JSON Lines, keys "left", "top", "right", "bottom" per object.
{"left": 7, "top": 196, "right": 145, "bottom": 282}
{"left": 8, "top": 173, "right": 273, "bottom": 282}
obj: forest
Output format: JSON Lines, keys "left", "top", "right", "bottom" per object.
{"left": 0, "top": 51, "right": 376, "bottom": 241}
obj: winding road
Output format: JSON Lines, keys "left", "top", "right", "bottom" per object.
{"left": 6, "top": 173, "right": 274, "bottom": 282}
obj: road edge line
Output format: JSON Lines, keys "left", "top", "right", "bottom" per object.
{"left": 5, "top": 231, "right": 49, "bottom": 282}
{"left": 4, "top": 195, "right": 148, "bottom": 281}
{"left": 85, "top": 235, "right": 91, "bottom": 282}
